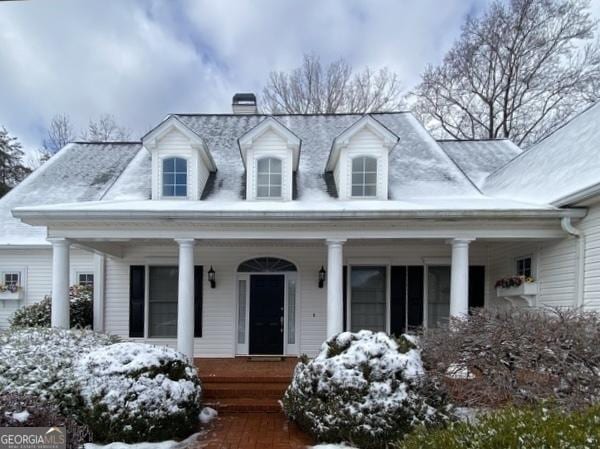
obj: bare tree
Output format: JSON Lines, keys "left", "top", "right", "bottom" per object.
{"left": 81, "top": 114, "right": 131, "bottom": 141}
{"left": 262, "top": 54, "right": 403, "bottom": 113}
{"left": 412, "top": 0, "right": 600, "bottom": 146}
{"left": 42, "top": 113, "right": 76, "bottom": 154}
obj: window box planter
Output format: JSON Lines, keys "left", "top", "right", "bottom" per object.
{"left": 496, "top": 283, "right": 538, "bottom": 306}
{"left": 0, "top": 289, "right": 24, "bottom": 301}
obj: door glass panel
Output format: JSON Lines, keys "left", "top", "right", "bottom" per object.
{"left": 287, "top": 278, "right": 296, "bottom": 344}
{"left": 238, "top": 279, "right": 247, "bottom": 344}
{"left": 148, "top": 266, "right": 178, "bottom": 338}
{"left": 351, "top": 266, "right": 386, "bottom": 332}
{"left": 427, "top": 266, "right": 450, "bottom": 328}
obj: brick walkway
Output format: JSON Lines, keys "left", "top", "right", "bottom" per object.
{"left": 192, "top": 412, "right": 314, "bottom": 449}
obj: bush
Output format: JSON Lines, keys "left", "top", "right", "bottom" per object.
{"left": 421, "top": 307, "right": 600, "bottom": 410}
{"left": 10, "top": 285, "right": 93, "bottom": 329}
{"left": 0, "top": 393, "right": 91, "bottom": 449}
{"left": 394, "top": 405, "right": 600, "bottom": 449}
{"left": 283, "top": 331, "right": 451, "bottom": 449}
{"left": 0, "top": 327, "right": 116, "bottom": 410}
{"left": 74, "top": 342, "right": 202, "bottom": 443}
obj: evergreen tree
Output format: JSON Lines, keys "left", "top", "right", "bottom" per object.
{"left": 0, "top": 127, "right": 31, "bottom": 197}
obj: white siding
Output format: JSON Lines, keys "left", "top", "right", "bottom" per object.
{"left": 582, "top": 203, "right": 600, "bottom": 309}
{"left": 0, "top": 247, "right": 95, "bottom": 329}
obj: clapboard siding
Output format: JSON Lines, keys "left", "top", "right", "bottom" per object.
{"left": 582, "top": 203, "right": 600, "bottom": 309}
{"left": 0, "top": 247, "right": 95, "bottom": 329}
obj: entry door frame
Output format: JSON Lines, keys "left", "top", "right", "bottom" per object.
{"left": 235, "top": 271, "right": 299, "bottom": 356}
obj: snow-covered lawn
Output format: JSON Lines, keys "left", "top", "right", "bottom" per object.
{"left": 84, "top": 432, "right": 203, "bottom": 449}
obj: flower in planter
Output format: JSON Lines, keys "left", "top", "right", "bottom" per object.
{"left": 494, "top": 275, "right": 535, "bottom": 289}
{"left": 0, "top": 284, "right": 21, "bottom": 293}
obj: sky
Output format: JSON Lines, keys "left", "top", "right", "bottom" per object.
{"left": 1, "top": 0, "right": 599, "bottom": 157}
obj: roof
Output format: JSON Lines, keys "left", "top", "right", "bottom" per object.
{"left": 0, "top": 142, "right": 141, "bottom": 245}
{"left": 438, "top": 139, "right": 522, "bottom": 187}
{"left": 482, "top": 102, "right": 600, "bottom": 205}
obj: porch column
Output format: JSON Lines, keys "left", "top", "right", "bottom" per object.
{"left": 449, "top": 238, "right": 472, "bottom": 318}
{"left": 176, "top": 239, "right": 195, "bottom": 360}
{"left": 326, "top": 239, "right": 346, "bottom": 338}
{"left": 50, "top": 238, "right": 70, "bottom": 328}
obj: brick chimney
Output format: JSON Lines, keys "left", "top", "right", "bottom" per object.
{"left": 232, "top": 93, "right": 258, "bottom": 114}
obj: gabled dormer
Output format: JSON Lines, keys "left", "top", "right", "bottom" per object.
{"left": 325, "top": 115, "right": 398, "bottom": 200}
{"left": 143, "top": 116, "right": 216, "bottom": 200}
{"left": 238, "top": 117, "right": 301, "bottom": 201}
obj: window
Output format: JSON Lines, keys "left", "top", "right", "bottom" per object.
{"left": 162, "top": 157, "right": 187, "bottom": 197}
{"left": 148, "top": 266, "right": 178, "bottom": 338}
{"left": 78, "top": 273, "right": 94, "bottom": 289}
{"left": 256, "top": 157, "right": 282, "bottom": 198}
{"left": 351, "top": 156, "right": 377, "bottom": 197}
{"left": 427, "top": 266, "right": 451, "bottom": 328}
{"left": 3, "top": 272, "right": 20, "bottom": 290}
{"left": 350, "top": 266, "right": 386, "bottom": 332}
{"left": 516, "top": 256, "right": 532, "bottom": 278}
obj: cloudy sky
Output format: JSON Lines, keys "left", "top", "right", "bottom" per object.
{"left": 1, "top": 0, "right": 599, "bottom": 156}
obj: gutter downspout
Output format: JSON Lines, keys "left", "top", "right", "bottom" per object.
{"left": 561, "top": 217, "right": 585, "bottom": 308}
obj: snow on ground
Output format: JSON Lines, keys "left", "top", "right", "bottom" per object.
{"left": 198, "top": 407, "right": 217, "bottom": 424}
{"left": 4, "top": 410, "right": 30, "bottom": 423}
{"left": 309, "top": 444, "right": 359, "bottom": 449}
{"left": 84, "top": 432, "right": 202, "bottom": 449}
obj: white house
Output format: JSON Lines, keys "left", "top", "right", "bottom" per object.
{"left": 1, "top": 93, "right": 600, "bottom": 360}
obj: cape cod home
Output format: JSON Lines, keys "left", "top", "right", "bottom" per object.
{"left": 0, "top": 93, "right": 599, "bottom": 360}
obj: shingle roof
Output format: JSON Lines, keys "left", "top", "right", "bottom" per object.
{"left": 438, "top": 139, "right": 522, "bottom": 187}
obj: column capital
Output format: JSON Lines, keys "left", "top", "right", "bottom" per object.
{"left": 175, "top": 238, "right": 196, "bottom": 247}
{"left": 326, "top": 238, "right": 347, "bottom": 247}
{"left": 47, "top": 237, "right": 71, "bottom": 246}
{"left": 446, "top": 238, "right": 475, "bottom": 246}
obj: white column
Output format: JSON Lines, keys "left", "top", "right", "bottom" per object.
{"left": 326, "top": 239, "right": 346, "bottom": 338}
{"left": 449, "top": 238, "right": 472, "bottom": 318}
{"left": 92, "top": 253, "right": 105, "bottom": 332}
{"left": 50, "top": 238, "right": 70, "bottom": 328}
{"left": 176, "top": 239, "right": 195, "bottom": 360}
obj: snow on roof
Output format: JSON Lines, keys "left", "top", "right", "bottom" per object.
{"left": 482, "top": 102, "right": 600, "bottom": 205}
{"left": 438, "top": 139, "right": 522, "bottom": 187}
{"left": 0, "top": 142, "right": 141, "bottom": 245}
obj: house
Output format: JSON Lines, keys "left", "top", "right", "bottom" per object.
{"left": 1, "top": 93, "right": 599, "bottom": 360}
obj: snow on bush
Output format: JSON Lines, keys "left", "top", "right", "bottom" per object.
{"left": 10, "top": 285, "right": 93, "bottom": 329}
{"left": 0, "top": 392, "right": 91, "bottom": 449}
{"left": 0, "top": 327, "right": 116, "bottom": 409}
{"left": 75, "top": 342, "right": 202, "bottom": 443}
{"left": 283, "top": 331, "right": 451, "bottom": 449}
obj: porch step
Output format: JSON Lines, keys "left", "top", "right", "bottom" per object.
{"left": 202, "top": 375, "right": 292, "bottom": 384}
{"left": 204, "top": 397, "right": 282, "bottom": 413}
{"left": 203, "top": 382, "right": 288, "bottom": 399}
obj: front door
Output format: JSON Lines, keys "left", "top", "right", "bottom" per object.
{"left": 249, "top": 274, "right": 285, "bottom": 355}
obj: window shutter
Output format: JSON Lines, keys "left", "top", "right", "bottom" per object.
{"left": 390, "top": 266, "right": 407, "bottom": 336}
{"left": 194, "top": 266, "right": 203, "bottom": 338}
{"left": 129, "top": 266, "right": 145, "bottom": 338}
{"left": 407, "top": 266, "right": 424, "bottom": 329}
{"left": 342, "top": 266, "right": 348, "bottom": 332}
{"left": 468, "top": 266, "right": 486, "bottom": 311}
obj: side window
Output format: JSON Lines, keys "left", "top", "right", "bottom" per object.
{"left": 78, "top": 273, "right": 94, "bottom": 289}
{"left": 256, "top": 157, "right": 282, "bottom": 199}
{"left": 3, "top": 272, "right": 20, "bottom": 290}
{"left": 516, "top": 256, "right": 532, "bottom": 278}
{"left": 351, "top": 156, "right": 377, "bottom": 197}
{"left": 162, "top": 157, "right": 188, "bottom": 197}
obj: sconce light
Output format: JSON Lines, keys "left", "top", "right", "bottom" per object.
{"left": 318, "top": 266, "right": 326, "bottom": 288}
{"left": 208, "top": 266, "right": 216, "bottom": 288}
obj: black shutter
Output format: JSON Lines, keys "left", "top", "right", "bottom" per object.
{"left": 469, "top": 266, "right": 486, "bottom": 311}
{"left": 342, "top": 266, "right": 348, "bottom": 332}
{"left": 194, "top": 266, "right": 203, "bottom": 338}
{"left": 390, "top": 266, "right": 407, "bottom": 336}
{"left": 129, "top": 266, "right": 145, "bottom": 338}
{"left": 407, "top": 266, "right": 424, "bottom": 329}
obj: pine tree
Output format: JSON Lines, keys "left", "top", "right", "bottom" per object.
{"left": 0, "top": 127, "right": 31, "bottom": 197}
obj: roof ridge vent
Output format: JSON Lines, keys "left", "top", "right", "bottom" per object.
{"left": 232, "top": 92, "right": 258, "bottom": 114}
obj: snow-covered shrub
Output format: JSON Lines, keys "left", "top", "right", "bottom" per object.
{"left": 422, "top": 307, "right": 600, "bottom": 409}
{"left": 395, "top": 405, "right": 600, "bottom": 449}
{"left": 283, "top": 331, "right": 451, "bottom": 449}
{"left": 0, "top": 327, "right": 116, "bottom": 410}
{"left": 75, "top": 342, "right": 202, "bottom": 443}
{"left": 0, "top": 393, "right": 91, "bottom": 449}
{"left": 10, "top": 285, "right": 93, "bottom": 329}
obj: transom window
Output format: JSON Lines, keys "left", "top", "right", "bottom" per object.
{"left": 162, "top": 157, "right": 188, "bottom": 197}
{"left": 78, "top": 273, "right": 94, "bottom": 289}
{"left": 516, "top": 256, "right": 532, "bottom": 278}
{"left": 3, "top": 272, "right": 20, "bottom": 289}
{"left": 351, "top": 156, "right": 377, "bottom": 197}
{"left": 256, "top": 158, "right": 282, "bottom": 199}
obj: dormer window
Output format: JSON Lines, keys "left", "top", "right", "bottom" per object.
{"left": 351, "top": 156, "right": 377, "bottom": 198}
{"left": 257, "top": 157, "right": 282, "bottom": 199}
{"left": 162, "top": 157, "right": 188, "bottom": 197}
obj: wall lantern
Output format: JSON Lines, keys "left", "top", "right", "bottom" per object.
{"left": 318, "top": 266, "right": 326, "bottom": 288}
{"left": 208, "top": 266, "right": 216, "bottom": 288}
